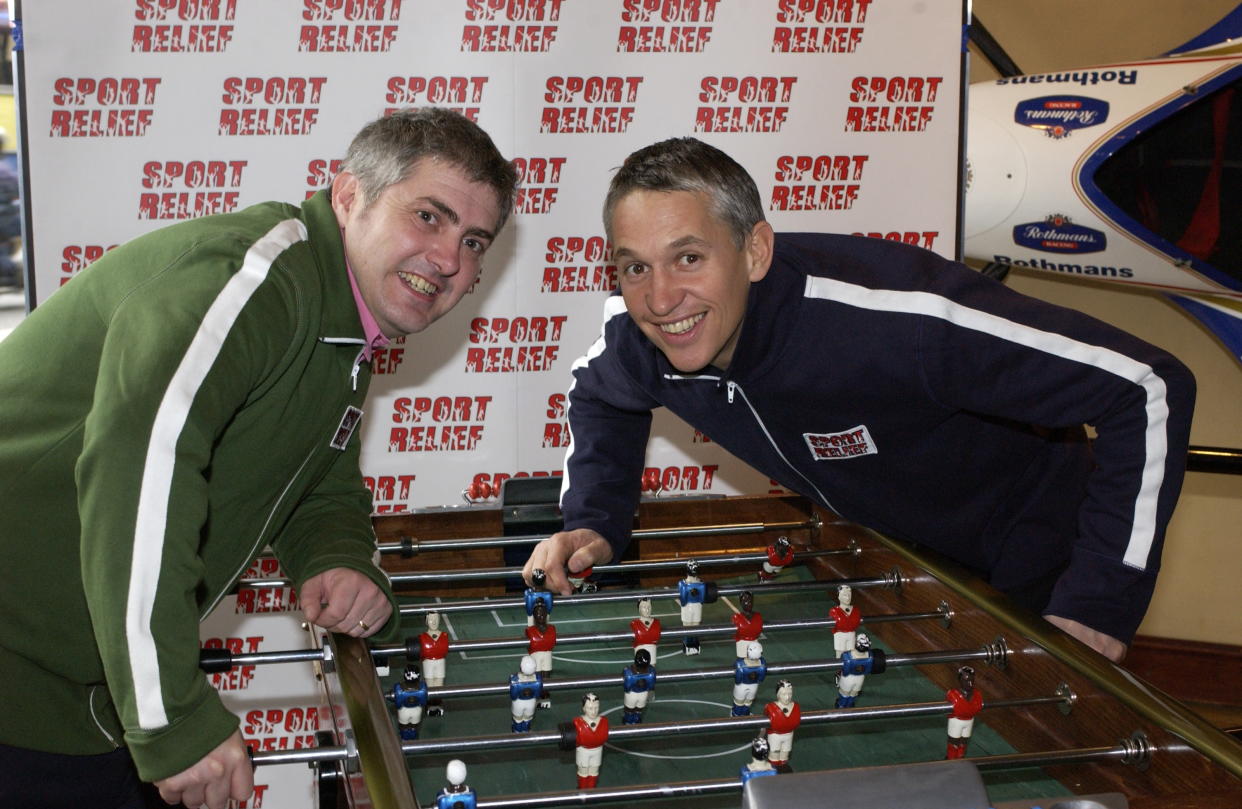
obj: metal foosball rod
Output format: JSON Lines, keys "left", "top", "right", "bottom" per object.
{"left": 397, "top": 570, "right": 902, "bottom": 617}
{"left": 402, "top": 691, "right": 1067, "bottom": 756}
{"left": 376, "top": 514, "right": 824, "bottom": 556}
{"left": 234, "top": 544, "right": 854, "bottom": 591}
{"left": 387, "top": 546, "right": 854, "bottom": 585}
{"left": 251, "top": 688, "right": 1069, "bottom": 767}
{"left": 195, "top": 603, "right": 951, "bottom": 672}
{"left": 416, "top": 639, "right": 1009, "bottom": 702}
{"left": 447, "top": 732, "right": 1152, "bottom": 809}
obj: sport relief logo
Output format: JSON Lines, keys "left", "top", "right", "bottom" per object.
{"left": 139, "top": 159, "right": 247, "bottom": 220}
{"left": 1013, "top": 214, "right": 1106, "bottom": 254}
{"left": 236, "top": 558, "right": 300, "bottom": 615}
{"left": 1015, "top": 95, "right": 1109, "bottom": 139}
{"left": 60, "top": 244, "right": 119, "bottom": 286}
{"left": 202, "top": 635, "right": 262, "bottom": 691}
{"left": 243, "top": 705, "right": 323, "bottom": 753}
{"left": 618, "top": 0, "right": 718, "bottom": 53}
{"left": 462, "top": 0, "right": 562, "bottom": 52}
{"left": 542, "top": 76, "right": 643, "bottom": 134}
{"left": 219, "top": 76, "right": 327, "bottom": 136}
{"left": 697, "top": 75, "right": 795, "bottom": 133}
{"left": 514, "top": 156, "right": 566, "bottom": 215}
{"left": 773, "top": 0, "right": 870, "bottom": 53}
{"left": 544, "top": 392, "right": 569, "bottom": 447}
{"left": 543, "top": 235, "right": 616, "bottom": 292}
{"left": 364, "top": 473, "right": 417, "bottom": 513}
{"left": 50, "top": 77, "right": 161, "bottom": 137}
{"left": 467, "top": 315, "right": 566, "bottom": 372}
{"left": 133, "top": 0, "right": 236, "bottom": 52}
{"left": 305, "top": 157, "right": 341, "bottom": 199}
{"left": 846, "top": 75, "right": 941, "bottom": 133}
{"left": 389, "top": 394, "right": 492, "bottom": 452}
{"left": 301, "top": 0, "right": 403, "bottom": 52}
{"left": 805, "top": 425, "right": 877, "bottom": 460}
{"left": 771, "top": 153, "right": 869, "bottom": 211}
{"left": 384, "top": 75, "right": 489, "bottom": 120}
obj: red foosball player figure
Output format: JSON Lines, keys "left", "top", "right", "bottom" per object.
{"left": 573, "top": 693, "right": 609, "bottom": 788}
{"left": 568, "top": 565, "right": 596, "bottom": 593}
{"left": 526, "top": 599, "right": 557, "bottom": 708}
{"left": 435, "top": 759, "right": 476, "bottom": 809}
{"left": 945, "top": 665, "right": 983, "bottom": 759}
{"left": 732, "top": 591, "right": 763, "bottom": 659}
{"left": 758, "top": 536, "right": 795, "bottom": 582}
{"left": 631, "top": 597, "right": 661, "bottom": 662}
{"left": 830, "top": 584, "right": 861, "bottom": 655}
{"left": 419, "top": 611, "right": 449, "bottom": 716}
{"left": 764, "top": 679, "right": 801, "bottom": 772}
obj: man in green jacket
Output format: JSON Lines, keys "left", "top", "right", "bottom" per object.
{"left": 0, "top": 108, "right": 517, "bottom": 809}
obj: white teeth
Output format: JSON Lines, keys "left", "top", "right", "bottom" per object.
{"left": 399, "top": 271, "right": 437, "bottom": 295}
{"left": 660, "top": 314, "right": 704, "bottom": 335}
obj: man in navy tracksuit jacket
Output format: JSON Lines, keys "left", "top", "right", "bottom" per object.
{"left": 523, "top": 137, "right": 1194, "bottom": 661}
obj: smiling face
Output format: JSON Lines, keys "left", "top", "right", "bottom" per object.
{"left": 332, "top": 158, "right": 503, "bottom": 339}
{"left": 612, "top": 190, "right": 772, "bottom": 373}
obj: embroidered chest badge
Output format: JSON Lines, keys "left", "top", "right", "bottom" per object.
{"left": 330, "top": 406, "right": 364, "bottom": 451}
{"left": 803, "top": 425, "right": 878, "bottom": 460}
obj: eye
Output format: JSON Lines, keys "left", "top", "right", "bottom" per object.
{"left": 622, "top": 262, "right": 648, "bottom": 278}
{"left": 678, "top": 253, "right": 700, "bottom": 266}
{"left": 463, "top": 237, "right": 486, "bottom": 254}
{"left": 416, "top": 210, "right": 436, "bottom": 224}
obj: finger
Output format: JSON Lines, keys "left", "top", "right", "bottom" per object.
{"left": 318, "top": 586, "right": 359, "bottom": 630}
{"left": 522, "top": 544, "right": 548, "bottom": 586}
{"left": 231, "top": 756, "right": 256, "bottom": 803}
{"left": 157, "top": 784, "right": 182, "bottom": 806}
{"left": 541, "top": 542, "right": 573, "bottom": 595}
{"left": 204, "top": 771, "right": 230, "bottom": 809}
{"left": 300, "top": 577, "right": 323, "bottom": 623}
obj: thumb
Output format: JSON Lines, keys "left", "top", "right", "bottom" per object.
{"left": 300, "top": 576, "right": 324, "bottom": 623}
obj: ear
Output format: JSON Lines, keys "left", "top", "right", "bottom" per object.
{"left": 330, "top": 171, "right": 362, "bottom": 228}
{"left": 745, "top": 220, "right": 775, "bottom": 283}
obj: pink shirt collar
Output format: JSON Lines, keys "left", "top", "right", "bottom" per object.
{"left": 346, "top": 264, "right": 390, "bottom": 362}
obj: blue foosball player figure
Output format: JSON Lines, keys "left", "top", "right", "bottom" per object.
{"left": 739, "top": 735, "right": 778, "bottom": 784}
{"left": 678, "top": 559, "right": 706, "bottom": 654}
{"left": 391, "top": 663, "right": 428, "bottom": 741}
{"left": 835, "top": 633, "right": 886, "bottom": 708}
{"left": 525, "top": 568, "right": 554, "bottom": 627}
{"left": 622, "top": 649, "right": 657, "bottom": 724}
{"left": 436, "top": 760, "right": 476, "bottom": 809}
{"left": 510, "top": 655, "right": 543, "bottom": 732}
{"left": 732, "top": 641, "right": 767, "bottom": 716}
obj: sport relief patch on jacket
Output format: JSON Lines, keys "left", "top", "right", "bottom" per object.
{"left": 803, "top": 425, "right": 877, "bottom": 460}
{"left": 330, "top": 406, "right": 364, "bottom": 450}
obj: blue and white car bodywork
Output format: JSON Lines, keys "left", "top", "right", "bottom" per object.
{"left": 965, "top": 5, "right": 1242, "bottom": 361}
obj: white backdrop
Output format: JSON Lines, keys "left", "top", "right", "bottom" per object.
{"left": 18, "top": 1, "right": 966, "bottom": 804}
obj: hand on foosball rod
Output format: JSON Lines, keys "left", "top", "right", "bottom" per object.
{"left": 300, "top": 568, "right": 392, "bottom": 638}
{"left": 1044, "top": 615, "right": 1127, "bottom": 662}
{"left": 524, "top": 529, "right": 612, "bottom": 595}
{"left": 154, "top": 729, "right": 252, "bottom": 809}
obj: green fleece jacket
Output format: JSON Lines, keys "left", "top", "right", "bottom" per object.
{"left": 0, "top": 190, "right": 399, "bottom": 780}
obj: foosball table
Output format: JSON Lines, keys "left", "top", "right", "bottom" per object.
{"left": 266, "top": 490, "right": 1242, "bottom": 808}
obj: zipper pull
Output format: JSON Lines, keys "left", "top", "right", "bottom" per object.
{"left": 727, "top": 381, "right": 736, "bottom": 403}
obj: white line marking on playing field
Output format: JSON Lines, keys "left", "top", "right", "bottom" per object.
{"left": 602, "top": 700, "right": 751, "bottom": 759}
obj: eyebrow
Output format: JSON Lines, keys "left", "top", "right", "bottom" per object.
{"left": 423, "top": 196, "right": 496, "bottom": 242}
{"left": 613, "top": 234, "right": 709, "bottom": 261}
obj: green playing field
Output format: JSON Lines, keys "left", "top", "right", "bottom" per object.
{"left": 385, "top": 567, "right": 1068, "bottom": 808}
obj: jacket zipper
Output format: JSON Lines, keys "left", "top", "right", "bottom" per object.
{"left": 670, "top": 372, "right": 844, "bottom": 511}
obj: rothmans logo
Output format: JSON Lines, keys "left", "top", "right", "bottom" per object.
{"left": 1013, "top": 214, "right": 1107, "bottom": 254}
{"left": 1014, "top": 95, "right": 1109, "bottom": 139}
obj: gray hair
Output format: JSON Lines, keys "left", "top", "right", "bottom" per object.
{"left": 341, "top": 107, "right": 519, "bottom": 231}
{"left": 603, "top": 137, "right": 765, "bottom": 249}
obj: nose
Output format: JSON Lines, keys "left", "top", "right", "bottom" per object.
{"left": 426, "top": 232, "right": 462, "bottom": 277}
{"left": 646, "top": 267, "right": 683, "bottom": 316}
